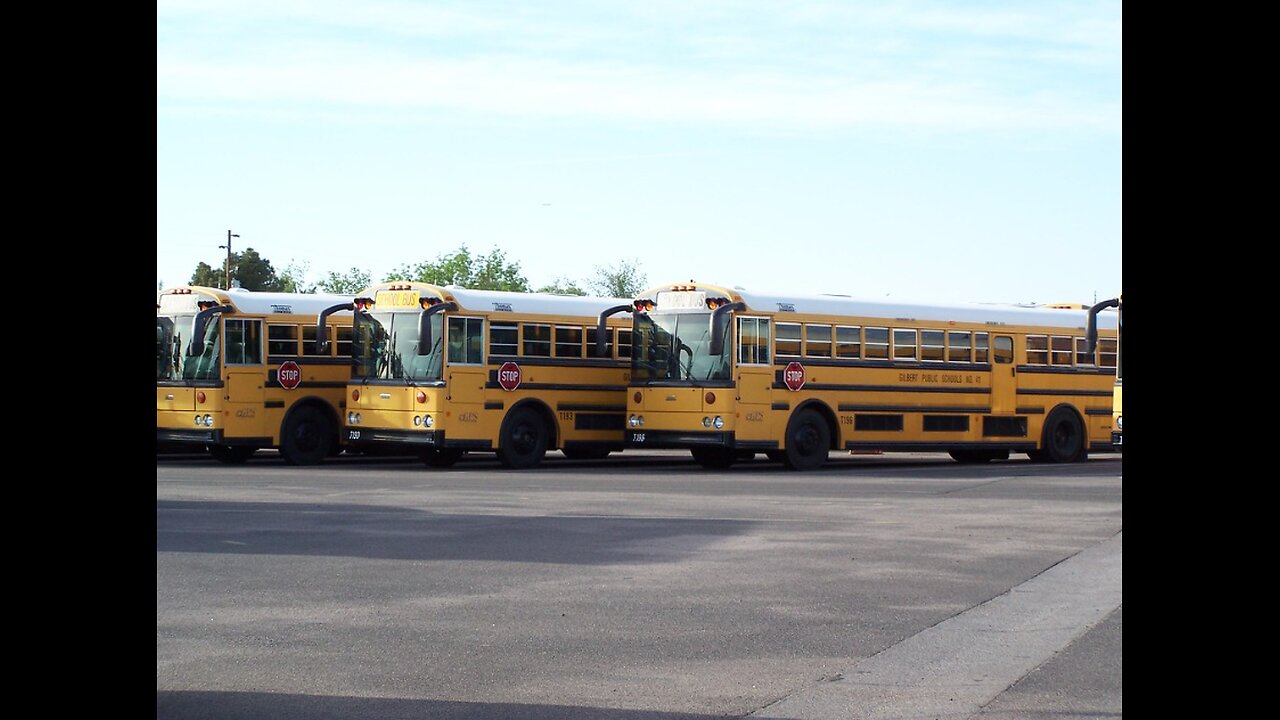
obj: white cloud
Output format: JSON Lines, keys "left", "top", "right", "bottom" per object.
{"left": 157, "top": 1, "right": 1120, "bottom": 133}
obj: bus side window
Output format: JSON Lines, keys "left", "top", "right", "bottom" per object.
{"left": 225, "top": 319, "right": 263, "bottom": 365}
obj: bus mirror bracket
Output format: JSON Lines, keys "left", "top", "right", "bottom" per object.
{"left": 1084, "top": 298, "right": 1119, "bottom": 356}
{"left": 708, "top": 302, "right": 745, "bottom": 356}
{"left": 315, "top": 302, "right": 355, "bottom": 355}
{"left": 418, "top": 302, "right": 458, "bottom": 356}
{"left": 186, "top": 305, "right": 232, "bottom": 356}
{"left": 594, "top": 304, "right": 634, "bottom": 357}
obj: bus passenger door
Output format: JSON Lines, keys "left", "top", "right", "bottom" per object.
{"left": 445, "top": 317, "right": 486, "bottom": 440}
{"left": 222, "top": 319, "right": 267, "bottom": 441}
{"left": 734, "top": 317, "right": 773, "bottom": 445}
{"left": 990, "top": 335, "right": 1015, "bottom": 414}
{"left": 736, "top": 366, "right": 774, "bottom": 443}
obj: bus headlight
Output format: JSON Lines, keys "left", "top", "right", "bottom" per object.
{"left": 712, "top": 416, "right": 724, "bottom": 429}
{"left": 424, "top": 415, "right": 433, "bottom": 428}
{"left": 201, "top": 414, "right": 213, "bottom": 427}
{"left": 348, "top": 412, "right": 361, "bottom": 425}
{"left": 629, "top": 415, "right": 644, "bottom": 427}
{"left": 702, "top": 417, "right": 711, "bottom": 428}
{"left": 413, "top": 415, "right": 422, "bottom": 427}
{"left": 1116, "top": 415, "right": 1122, "bottom": 430}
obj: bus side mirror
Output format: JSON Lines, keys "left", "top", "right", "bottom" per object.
{"left": 186, "top": 304, "right": 231, "bottom": 356}
{"left": 1084, "top": 298, "right": 1119, "bottom": 356}
{"left": 315, "top": 302, "right": 355, "bottom": 355}
{"left": 595, "top": 304, "right": 633, "bottom": 357}
{"left": 708, "top": 302, "right": 745, "bottom": 356}
{"left": 417, "top": 302, "right": 458, "bottom": 356}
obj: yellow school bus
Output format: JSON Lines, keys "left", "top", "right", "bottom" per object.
{"left": 157, "top": 286, "right": 355, "bottom": 464}
{"left": 342, "top": 282, "right": 634, "bottom": 468}
{"left": 620, "top": 281, "right": 1119, "bottom": 469}
{"left": 1086, "top": 294, "right": 1122, "bottom": 450}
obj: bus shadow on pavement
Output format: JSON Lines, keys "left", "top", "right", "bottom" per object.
{"left": 156, "top": 500, "right": 756, "bottom": 565}
{"left": 157, "top": 691, "right": 733, "bottom": 720}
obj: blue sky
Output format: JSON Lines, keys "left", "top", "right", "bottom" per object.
{"left": 157, "top": 0, "right": 1121, "bottom": 305}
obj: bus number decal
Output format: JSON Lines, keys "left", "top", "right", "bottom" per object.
{"left": 632, "top": 432, "right": 645, "bottom": 443}
{"left": 559, "top": 411, "right": 575, "bottom": 423}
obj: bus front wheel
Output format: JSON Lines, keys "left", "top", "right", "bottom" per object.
{"left": 497, "top": 408, "right": 549, "bottom": 469}
{"left": 280, "top": 406, "right": 334, "bottom": 466}
{"left": 783, "top": 410, "right": 830, "bottom": 470}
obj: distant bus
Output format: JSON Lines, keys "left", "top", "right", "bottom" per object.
{"left": 342, "top": 282, "right": 634, "bottom": 468}
{"left": 157, "top": 286, "right": 354, "bottom": 464}
{"left": 1086, "top": 295, "right": 1122, "bottom": 449}
{"left": 620, "top": 281, "right": 1119, "bottom": 469}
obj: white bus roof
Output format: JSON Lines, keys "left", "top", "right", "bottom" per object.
{"left": 157, "top": 286, "right": 355, "bottom": 317}
{"left": 641, "top": 282, "right": 1119, "bottom": 332}
{"left": 362, "top": 282, "right": 632, "bottom": 318}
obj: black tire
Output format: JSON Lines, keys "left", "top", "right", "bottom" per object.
{"left": 690, "top": 447, "right": 735, "bottom": 469}
{"left": 208, "top": 445, "right": 257, "bottom": 464}
{"left": 562, "top": 447, "right": 612, "bottom": 460}
{"left": 949, "top": 449, "right": 1010, "bottom": 463}
{"left": 1032, "top": 407, "right": 1087, "bottom": 463}
{"left": 280, "top": 406, "right": 334, "bottom": 466}
{"left": 497, "top": 407, "right": 549, "bottom": 469}
{"left": 421, "top": 448, "right": 463, "bottom": 468}
{"left": 782, "top": 409, "right": 831, "bottom": 470}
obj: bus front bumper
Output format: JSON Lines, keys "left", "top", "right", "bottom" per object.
{"left": 624, "top": 430, "right": 733, "bottom": 449}
{"left": 157, "top": 428, "right": 224, "bottom": 445}
{"left": 345, "top": 427, "right": 445, "bottom": 449}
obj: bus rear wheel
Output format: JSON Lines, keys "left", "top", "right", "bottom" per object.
{"left": 208, "top": 445, "right": 257, "bottom": 464}
{"left": 691, "top": 447, "right": 735, "bottom": 469}
{"left": 1029, "top": 407, "right": 1087, "bottom": 463}
{"left": 280, "top": 406, "right": 334, "bottom": 466}
{"left": 783, "top": 409, "right": 830, "bottom": 470}
{"left": 497, "top": 407, "right": 549, "bottom": 469}
{"left": 421, "top": 448, "right": 463, "bottom": 468}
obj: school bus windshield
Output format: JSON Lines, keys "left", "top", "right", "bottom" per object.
{"left": 352, "top": 311, "right": 444, "bottom": 382}
{"left": 157, "top": 312, "right": 222, "bottom": 382}
{"left": 631, "top": 311, "right": 731, "bottom": 383}
{"left": 156, "top": 315, "right": 185, "bottom": 381}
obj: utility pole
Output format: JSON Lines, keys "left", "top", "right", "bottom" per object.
{"left": 219, "top": 230, "right": 239, "bottom": 289}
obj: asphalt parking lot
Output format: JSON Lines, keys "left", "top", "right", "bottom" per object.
{"left": 157, "top": 449, "right": 1122, "bottom": 719}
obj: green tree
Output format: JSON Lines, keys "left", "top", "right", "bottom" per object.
{"left": 277, "top": 260, "right": 318, "bottom": 293}
{"left": 190, "top": 262, "right": 221, "bottom": 288}
{"left": 188, "top": 248, "right": 283, "bottom": 290}
{"left": 234, "top": 248, "right": 282, "bottom": 290}
{"left": 387, "top": 245, "right": 530, "bottom": 291}
{"left": 588, "top": 259, "right": 646, "bottom": 298}
{"left": 536, "top": 277, "right": 587, "bottom": 296}
{"left": 318, "top": 268, "right": 373, "bottom": 294}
